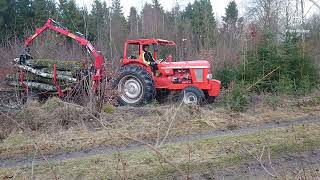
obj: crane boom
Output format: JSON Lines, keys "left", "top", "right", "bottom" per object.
{"left": 22, "top": 18, "right": 104, "bottom": 91}
{"left": 25, "top": 18, "right": 101, "bottom": 59}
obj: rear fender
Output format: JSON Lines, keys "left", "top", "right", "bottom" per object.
{"left": 122, "top": 61, "right": 152, "bottom": 73}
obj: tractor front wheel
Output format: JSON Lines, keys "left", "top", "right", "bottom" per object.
{"left": 180, "top": 86, "right": 205, "bottom": 105}
{"left": 115, "top": 65, "right": 155, "bottom": 106}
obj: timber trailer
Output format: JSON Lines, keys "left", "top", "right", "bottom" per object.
{"left": 11, "top": 18, "right": 221, "bottom": 106}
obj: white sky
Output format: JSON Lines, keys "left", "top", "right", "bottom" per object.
{"left": 77, "top": 0, "right": 246, "bottom": 18}
{"left": 77, "top": 0, "right": 319, "bottom": 19}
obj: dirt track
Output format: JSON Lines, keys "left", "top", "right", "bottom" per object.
{"left": 190, "top": 149, "right": 320, "bottom": 179}
{"left": 1, "top": 115, "right": 319, "bottom": 169}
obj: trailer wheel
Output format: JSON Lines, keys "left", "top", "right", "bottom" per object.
{"left": 180, "top": 86, "right": 205, "bottom": 105}
{"left": 115, "top": 65, "right": 155, "bottom": 106}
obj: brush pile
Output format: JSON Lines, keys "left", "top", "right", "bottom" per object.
{"left": 5, "top": 58, "right": 84, "bottom": 92}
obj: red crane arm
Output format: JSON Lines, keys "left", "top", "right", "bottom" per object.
{"left": 25, "top": 18, "right": 100, "bottom": 58}
{"left": 24, "top": 18, "right": 104, "bottom": 92}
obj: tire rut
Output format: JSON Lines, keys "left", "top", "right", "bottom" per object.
{"left": 0, "top": 115, "right": 319, "bottom": 168}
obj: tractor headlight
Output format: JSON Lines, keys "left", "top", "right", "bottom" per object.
{"left": 207, "top": 74, "right": 213, "bottom": 80}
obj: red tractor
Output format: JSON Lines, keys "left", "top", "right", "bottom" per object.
{"left": 14, "top": 19, "right": 221, "bottom": 106}
{"left": 115, "top": 39, "right": 221, "bottom": 106}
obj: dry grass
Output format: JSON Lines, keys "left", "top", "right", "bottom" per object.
{"left": 0, "top": 91, "right": 319, "bottom": 179}
{"left": 1, "top": 122, "right": 320, "bottom": 179}
{"left": 0, "top": 93, "right": 320, "bottom": 160}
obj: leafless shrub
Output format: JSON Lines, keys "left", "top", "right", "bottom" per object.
{"left": 240, "top": 144, "right": 278, "bottom": 177}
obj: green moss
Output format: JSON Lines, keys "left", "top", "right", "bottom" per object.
{"left": 103, "top": 104, "right": 114, "bottom": 114}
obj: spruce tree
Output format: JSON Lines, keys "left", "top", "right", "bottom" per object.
{"left": 0, "top": 0, "right": 9, "bottom": 27}
{"left": 16, "top": 0, "right": 34, "bottom": 36}
{"left": 59, "top": 0, "right": 81, "bottom": 32}
{"left": 33, "top": 0, "right": 50, "bottom": 26}
{"left": 111, "top": 0, "right": 127, "bottom": 56}
{"left": 128, "top": 7, "right": 138, "bottom": 38}
{"left": 0, "top": 0, "right": 17, "bottom": 40}
{"left": 90, "top": 0, "right": 104, "bottom": 39}
{"left": 191, "top": 0, "right": 216, "bottom": 49}
{"left": 222, "top": 0, "right": 238, "bottom": 29}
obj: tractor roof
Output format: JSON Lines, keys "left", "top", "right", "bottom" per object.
{"left": 126, "top": 38, "right": 176, "bottom": 46}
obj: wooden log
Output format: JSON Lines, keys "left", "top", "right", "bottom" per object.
{"left": 41, "top": 68, "right": 74, "bottom": 77}
{"left": 14, "top": 64, "right": 77, "bottom": 82}
{"left": 7, "top": 81, "right": 57, "bottom": 91}
{"left": 24, "top": 59, "right": 83, "bottom": 72}
{"left": 5, "top": 73, "right": 73, "bottom": 86}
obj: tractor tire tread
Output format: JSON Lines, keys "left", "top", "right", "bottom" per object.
{"left": 180, "top": 86, "right": 205, "bottom": 105}
{"left": 115, "top": 64, "right": 155, "bottom": 106}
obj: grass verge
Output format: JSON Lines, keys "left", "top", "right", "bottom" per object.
{"left": 1, "top": 122, "right": 320, "bottom": 179}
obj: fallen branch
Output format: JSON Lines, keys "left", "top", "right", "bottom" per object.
{"left": 246, "top": 66, "right": 280, "bottom": 91}
{"left": 242, "top": 145, "right": 277, "bottom": 177}
{"left": 159, "top": 101, "right": 184, "bottom": 146}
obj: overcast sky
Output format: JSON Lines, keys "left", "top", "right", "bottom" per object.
{"left": 77, "top": 0, "right": 246, "bottom": 18}
{"left": 76, "top": 0, "right": 318, "bottom": 19}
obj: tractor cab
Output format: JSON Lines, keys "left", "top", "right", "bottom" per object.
{"left": 122, "top": 38, "right": 176, "bottom": 66}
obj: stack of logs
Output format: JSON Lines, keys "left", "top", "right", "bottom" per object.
{"left": 6, "top": 58, "right": 84, "bottom": 92}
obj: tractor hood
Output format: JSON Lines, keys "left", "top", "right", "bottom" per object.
{"left": 159, "top": 60, "right": 210, "bottom": 70}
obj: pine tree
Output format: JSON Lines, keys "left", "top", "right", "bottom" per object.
{"left": 0, "top": 0, "right": 9, "bottom": 27}
{"left": 128, "top": 7, "right": 138, "bottom": 38}
{"left": 152, "top": 0, "right": 163, "bottom": 11}
{"left": 182, "top": 3, "right": 193, "bottom": 20}
{"left": 15, "top": 0, "right": 34, "bottom": 37}
{"left": 33, "top": 0, "right": 57, "bottom": 26}
{"left": 59, "top": 0, "right": 81, "bottom": 32}
{"left": 222, "top": 0, "right": 238, "bottom": 29}
{"left": 90, "top": 0, "right": 104, "bottom": 39}
{"left": 89, "top": 0, "right": 109, "bottom": 51}
{"left": 111, "top": 0, "right": 127, "bottom": 57}
{"left": 112, "top": 0, "right": 123, "bottom": 17}
{"left": 190, "top": 0, "right": 216, "bottom": 49}
{"left": 0, "top": 0, "right": 16, "bottom": 40}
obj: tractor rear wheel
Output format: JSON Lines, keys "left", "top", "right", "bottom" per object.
{"left": 180, "top": 86, "right": 205, "bottom": 105}
{"left": 115, "top": 65, "right": 155, "bottom": 106}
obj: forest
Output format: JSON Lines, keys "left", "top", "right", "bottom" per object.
{"left": 1, "top": 0, "right": 320, "bottom": 179}
{"left": 1, "top": 0, "right": 319, "bottom": 109}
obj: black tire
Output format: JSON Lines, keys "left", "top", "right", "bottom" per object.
{"left": 204, "top": 91, "right": 216, "bottom": 104}
{"left": 206, "top": 96, "right": 216, "bottom": 104}
{"left": 180, "top": 86, "right": 205, "bottom": 105}
{"left": 114, "top": 65, "right": 155, "bottom": 106}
